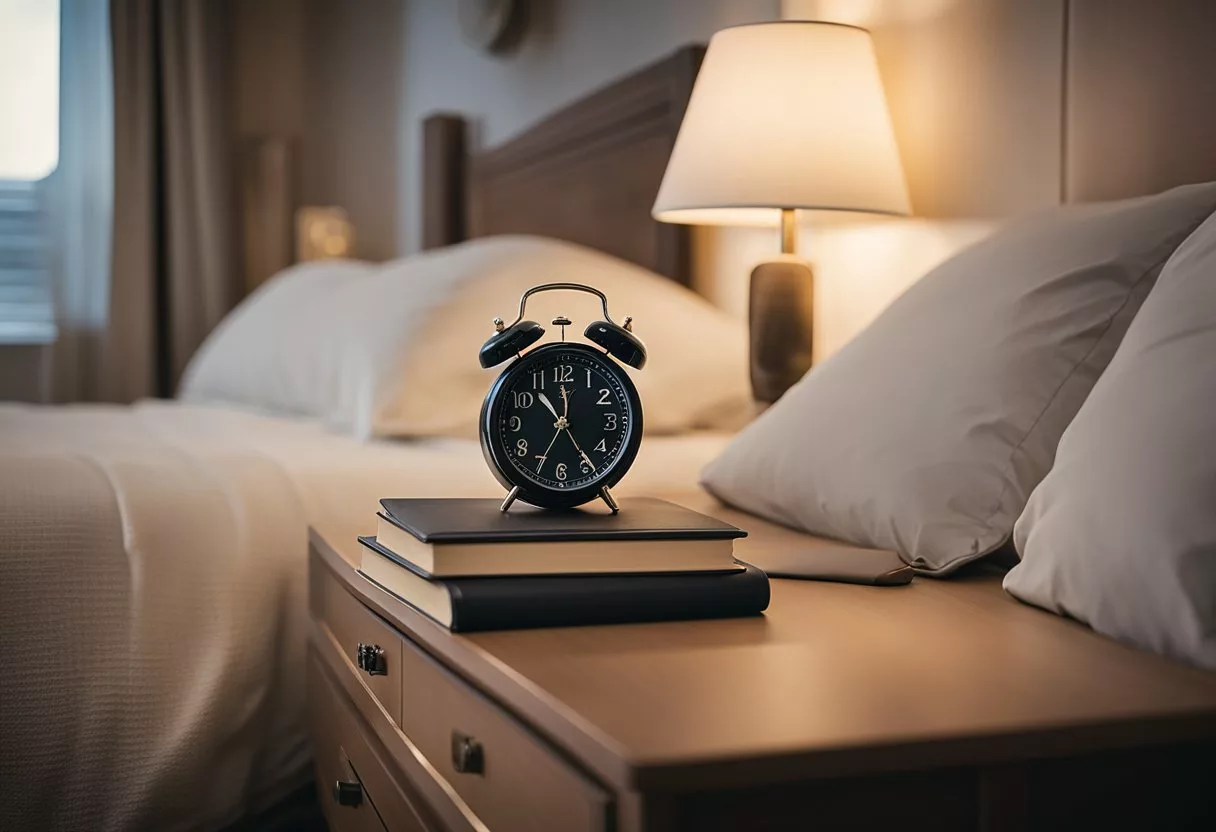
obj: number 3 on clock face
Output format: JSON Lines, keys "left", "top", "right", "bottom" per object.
{"left": 479, "top": 342, "right": 644, "bottom": 509}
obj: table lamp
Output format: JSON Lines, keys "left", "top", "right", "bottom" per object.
{"left": 653, "top": 21, "right": 910, "bottom": 403}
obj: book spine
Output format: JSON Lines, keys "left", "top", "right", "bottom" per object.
{"left": 449, "top": 568, "right": 770, "bottom": 632}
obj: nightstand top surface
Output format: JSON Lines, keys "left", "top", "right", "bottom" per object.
{"left": 310, "top": 491, "right": 1216, "bottom": 791}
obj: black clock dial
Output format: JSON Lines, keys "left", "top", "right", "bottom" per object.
{"left": 481, "top": 343, "right": 642, "bottom": 508}
{"left": 499, "top": 349, "right": 630, "bottom": 489}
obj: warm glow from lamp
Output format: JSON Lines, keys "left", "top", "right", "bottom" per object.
{"left": 653, "top": 21, "right": 909, "bottom": 402}
{"left": 652, "top": 21, "right": 909, "bottom": 227}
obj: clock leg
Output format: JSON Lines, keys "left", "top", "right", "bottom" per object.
{"left": 599, "top": 486, "right": 619, "bottom": 514}
{"left": 499, "top": 486, "right": 520, "bottom": 513}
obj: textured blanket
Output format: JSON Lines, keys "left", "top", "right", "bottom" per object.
{"left": 0, "top": 401, "right": 727, "bottom": 830}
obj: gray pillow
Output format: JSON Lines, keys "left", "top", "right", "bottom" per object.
{"left": 1005, "top": 209, "right": 1216, "bottom": 668}
{"left": 702, "top": 183, "right": 1216, "bottom": 574}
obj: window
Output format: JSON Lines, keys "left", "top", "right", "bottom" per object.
{"left": 0, "top": 0, "right": 59, "bottom": 180}
{"left": 0, "top": 0, "right": 60, "bottom": 344}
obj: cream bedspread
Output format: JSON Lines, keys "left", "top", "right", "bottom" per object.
{"left": 0, "top": 401, "right": 729, "bottom": 831}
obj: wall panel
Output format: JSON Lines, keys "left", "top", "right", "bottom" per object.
{"left": 1065, "top": 0, "right": 1216, "bottom": 203}
{"left": 784, "top": 0, "right": 1065, "bottom": 218}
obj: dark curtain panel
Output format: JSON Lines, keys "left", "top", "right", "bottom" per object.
{"left": 105, "top": 0, "right": 239, "bottom": 401}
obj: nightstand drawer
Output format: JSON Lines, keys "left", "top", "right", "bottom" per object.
{"left": 398, "top": 644, "right": 610, "bottom": 832}
{"left": 318, "top": 749, "right": 389, "bottom": 832}
{"left": 317, "top": 570, "right": 404, "bottom": 726}
{"left": 309, "top": 650, "right": 433, "bottom": 832}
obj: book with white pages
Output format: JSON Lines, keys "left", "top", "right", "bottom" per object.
{"left": 739, "top": 536, "right": 913, "bottom": 585}
{"left": 656, "top": 492, "right": 914, "bottom": 586}
{"left": 374, "top": 497, "right": 746, "bottom": 578}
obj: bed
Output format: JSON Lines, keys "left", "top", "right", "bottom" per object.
{"left": 0, "top": 402, "right": 731, "bottom": 826}
{"left": 0, "top": 46, "right": 722, "bottom": 831}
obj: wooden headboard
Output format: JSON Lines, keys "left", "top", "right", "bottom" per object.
{"left": 420, "top": 45, "right": 704, "bottom": 286}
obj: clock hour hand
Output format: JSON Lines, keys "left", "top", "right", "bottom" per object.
{"left": 537, "top": 392, "right": 559, "bottom": 419}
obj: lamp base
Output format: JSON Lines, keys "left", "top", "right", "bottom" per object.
{"left": 749, "top": 258, "right": 814, "bottom": 404}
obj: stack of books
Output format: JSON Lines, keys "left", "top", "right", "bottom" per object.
{"left": 357, "top": 497, "right": 769, "bottom": 632}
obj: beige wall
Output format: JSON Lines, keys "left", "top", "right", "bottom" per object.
{"left": 230, "top": 0, "right": 788, "bottom": 318}
{"left": 398, "top": 0, "right": 781, "bottom": 255}
{"left": 233, "top": 0, "right": 403, "bottom": 263}
{"left": 392, "top": 1, "right": 1032, "bottom": 358}
{"left": 227, "top": 0, "right": 1048, "bottom": 365}
{"left": 769, "top": 0, "right": 1071, "bottom": 357}
{"left": 233, "top": 0, "right": 782, "bottom": 267}
{"left": 216, "top": 0, "right": 1216, "bottom": 366}
{"left": 782, "top": 0, "right": 1064, "bottom": 218}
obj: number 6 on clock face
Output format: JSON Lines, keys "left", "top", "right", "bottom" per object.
{"left": 479, "top": 342, "right": 643, "bottom": 510}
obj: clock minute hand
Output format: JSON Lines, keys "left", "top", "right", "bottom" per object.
{"left": 565, "top": 430, "right": 596, "bottom": 470}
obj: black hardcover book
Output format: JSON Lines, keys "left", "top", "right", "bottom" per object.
{"left": 378, "top": 497, "right": 748, "bottom": 543}
{"left": 374, "top": 497, "right": 746, "bottom": 578}
{"left": 358, "top": 536, "right": 770, "bottom": 633}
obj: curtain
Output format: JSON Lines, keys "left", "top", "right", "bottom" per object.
{"left": 46, "top": 0, "right": 114, "bottom": 403}
{"left": 105, "top": 0, "right": 239, "bottom": 401}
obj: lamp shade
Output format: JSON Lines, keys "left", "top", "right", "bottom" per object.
{"left": 653, "top": 22, "right": 910, "bottom": 226}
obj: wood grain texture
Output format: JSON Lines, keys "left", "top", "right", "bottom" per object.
{"left": 316, "top": 567, "right": 405, "bottom": 726}
{"left": 309, "top": 490, "right": 1216, "bottom": 795}
{"left": 421, "top": 114, "right": 467, "bottom": 251}
{"left": 397, "top": 640, "right": 609, "bottom": 832}
{"left": 421, "top": 46, "right": 703, "bottom": 285}
{"left": 309, "top": 651, "right": 441, "bottom": 832}
{"left": 310, "top": 636, "right": 483, "bottom": 832}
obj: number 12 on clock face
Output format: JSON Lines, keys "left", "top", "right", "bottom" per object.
{"left": 532, "top": 365, "right": 599, "bottom": 390}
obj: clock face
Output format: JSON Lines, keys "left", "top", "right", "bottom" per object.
{"left": 481, "top": 343, "right": 642, "bottom": 508}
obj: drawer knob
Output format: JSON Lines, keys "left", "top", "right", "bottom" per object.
{"left": 451, "top": 731, "right": 484, "bottom": 775}
{"left": 356, "top": 642, "right": 387, "bottom": 676}
{"left": 333, "top": 779, "right": 363, "bottom": 807}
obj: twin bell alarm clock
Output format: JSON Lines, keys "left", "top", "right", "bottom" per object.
{"left": 478, "top": 283, "right": 645, "bottom": 513}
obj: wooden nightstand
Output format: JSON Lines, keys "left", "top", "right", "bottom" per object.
{"left": 308, "top": 527, "right": 610, "bottom": 832}
{"left": 308, "top": 500, "right": 1216, "bottom": 832}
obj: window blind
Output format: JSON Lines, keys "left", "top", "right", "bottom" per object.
{"left": 0, "top": 180, "right": 56, "bottom": 344}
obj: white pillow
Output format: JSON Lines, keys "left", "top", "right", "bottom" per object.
{"left": 179, "top": 258, "right": 377, "bottom": 421}
{"left": 701, "top": 183, "right": 1216, "bottom": 575}
{"left": 181, "top": 236, "right": 751, "bottom": 439}
{"left": 1005, "top": 209, "right": 1216, "bottom": 669}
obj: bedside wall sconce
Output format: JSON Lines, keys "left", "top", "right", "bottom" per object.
{"left": 297, "top": 206, "right": 356, "bottom": 262}
{"left": 653, "top": 21, "right": 910, "bottom": 403}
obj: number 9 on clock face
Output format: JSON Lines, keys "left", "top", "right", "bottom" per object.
{"left": 479, "top": 342, "right": 643, "bottom": 509}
